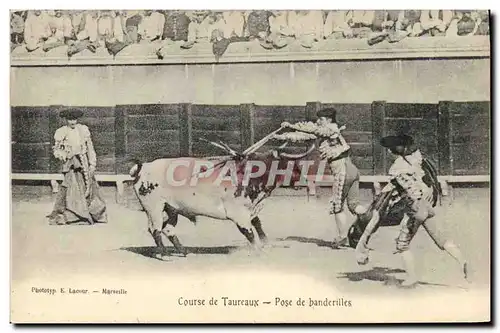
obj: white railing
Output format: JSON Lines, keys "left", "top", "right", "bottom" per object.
{"left": 11, "top": 172, "right": 490, "bottom": 203}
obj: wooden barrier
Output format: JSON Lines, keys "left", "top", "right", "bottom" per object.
{"left": 11, "top": 171, "right": 490, "bottom": 204}
{"left": 307, "top": 174, "right": 490, "bottom": 198}
{"left": 11, "top": 173, "right": 132, "bottom": 203}
{"left": 11, "top": 100, "right": 490, "bottom": 204}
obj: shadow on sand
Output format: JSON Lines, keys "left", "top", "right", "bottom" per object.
{"left": 278, "top": 236, "right": 349, "bottom": 250}
{"left": 337, "top": 266, "right": 459, "bottom": 289}
{"left": 120, "top": 245, "right": 240, "bottom": 260}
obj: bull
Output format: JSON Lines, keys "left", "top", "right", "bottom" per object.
{"left": 128, "top": 140, "right": 316, "bottom": 260}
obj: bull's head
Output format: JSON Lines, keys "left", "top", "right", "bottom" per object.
{"left": 235, "top": 141, "right": 317, "bottom": 197}
{"left": 199, "top": 137, "right": 317, "bottom": 196}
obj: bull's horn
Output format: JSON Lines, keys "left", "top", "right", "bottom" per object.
{"left": 279, "top": 143, "right": 316, "bottom": 159}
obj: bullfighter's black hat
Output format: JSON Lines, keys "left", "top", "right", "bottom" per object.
{"left": 59, "top": 108, "right": 84, "bottom": 120}
{"left": 380, "top": 134, "right": 414, "bottom": 148}
{"left": 316, "top": 108, "right": 337, "bottom": 122}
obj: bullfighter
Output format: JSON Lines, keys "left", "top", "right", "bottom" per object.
{"left": 276, "top": 108, "right": 366, "bottom": 247}
{"left": 378, "top": 134, "right": 469, "bottom": 287}
{"left": 46, "top": 109, "right": 107, "bottom": 225}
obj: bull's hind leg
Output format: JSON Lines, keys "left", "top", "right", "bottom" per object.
{"left": 161, "top": 206, "right": 187, "bottom": 257}
{"left": 151, "top": 229, "right": 167, "bottom": 259}
{"left": 146, "top": 208, "right": 169, "bottom": 260}
{"left": 251, "top": 216, "right": 268, "bottom": 243}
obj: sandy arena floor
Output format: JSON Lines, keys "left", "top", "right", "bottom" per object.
{"left": 10, "top": 185, "right": 491, "bottom": 323}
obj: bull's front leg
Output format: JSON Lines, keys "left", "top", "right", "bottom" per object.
{"left": 237, "top": 225, "right": 256, "bottom": 246}
{"left": 251, "top": 216, "right": 268, "bottom": 243}
{"left": 161, "top": 210, "right": 188, "bottom": 257}
{"left": 249, "top": 192, "right": 271, "bottom": 244}
{"left": 226, "top": 203, "right": 262, "bottom": 251}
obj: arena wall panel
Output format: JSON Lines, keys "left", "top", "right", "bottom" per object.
{"left": 127, "top": 141, "right": 181, "bottom": 162}
{"left": 127, "top": 115, "right": 180, "bottom": 131}
{"left": 191, "top": 116, "right": 240, "bottom": 131}
{"left": 450, "top": 102, "right": 490, "bottom": 175}
{"left": 11, "top": 106, "right": 51, "bottom": 143}
{"left": 321, "top": 103, "right": 373, "bottom": 132}
{"left": 11, "top": 143, "right": 51, "bottom": 173}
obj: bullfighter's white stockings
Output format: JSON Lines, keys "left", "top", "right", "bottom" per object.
{"left": 442, "top": 240, "right": 469, "bottom": 282}
{"left": 400, "top": 250, "right": 418, "bottom": 287}
{"left": 334, "top": 211, "right": 348, "bottom": 244}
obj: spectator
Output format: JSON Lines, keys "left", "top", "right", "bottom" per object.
{"left": 395, "top": 10, "right": 423, "bottom": 37}
{"left": 222, "top": 10, "right": 245, "bottom": 38}
{"left": 261, "top": 10, "right": 294, "bottom": 49}
{"left": 348, "top": 10, "right": 375, "bottom": 39}
{"left": 67, "top": 11, "right": 99, "bottom": 57}
{"left": 77, "top": 10, "right": 99, "bottom": 42}
{"left": 24, "top": 10, "right": 51, "bottom": 52}
{"left": 210, "top": 11, "right": 227, "bottom": 38}
{"left": 447, "top": 10, "right": 483, "bottom": 37}
{"left": 245, "top": 10, "right": 272, "bottom": 42}
{"left": 181, "top": 11, "right": 213, "bottom": 49}
{"left": 367, "top": 10, "right": 395, "bottom": 45}
{"left": 289, "top": 10, "right": 323, "bottom": 48}
{"left": 112, "top": 11, "right": 127, "bottom": 42}
{"left": 11, "top": 11, "right": 26, "bottom": 50}
{"left": 475, "top": 10, "right": 490, "bottom": 35}
{"left": 371, "top": 10, "right": 386, "bottom": 33}
{"left": 370, "top": 10, "right": 420, "bottom": 44}
{"left": 371, "top": 10, "right": 400, "bottom": 33}
{"left": 11, "top": 9, "right": 491, "bottom": 59}
{"left": 321, "top": 10, "right": 329, "bottom": 27}
{"left": 43, "top": 10, "right": 71, "bottom": 52}
{"left": 324, "top": 10, "right": 354, "bottom": 39}
{"left": 69, "top": 10, "right": 86, "bottom": 39}
{"left": 162, "top": 10, "right": 190, "bottom": 42}
{"left": 61, "top": 10, "right": 75, "bottom": 43}
{"left": 102, "top": 11, "right": 131, "bottom": 56}
{"left": 97, "top": 10, "right": 114, "bottom": 41}
{"left": 124, "top": 10, "right": 143, "bottom": 44}
{"left": 157, "top": 10, "right": 191, "bottom": 59}
{"left": 138, "top": 10, "right": 165, "bottom": 42}
{"left": 369, "top": 10, "right": 423, "bottom": 45}
{"left": 210, "top": 12, "right": 233, "bottom": 59}
{"left": 210, "top": 11, "right": 251, "bottom": 60}
{"left": 441, "top": 10, "right": 455, "bottom": 34}
{"left": 419, "top": 10, "right": 453, "bottom": 37}
{"left": 111, "top": 11, "right": 135, "bottom": 45}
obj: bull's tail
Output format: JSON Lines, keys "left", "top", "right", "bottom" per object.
{"left": 128, "top": 159, "right": 143, "bottom": 179}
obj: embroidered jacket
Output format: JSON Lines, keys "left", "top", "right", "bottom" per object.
{"left": 53, "top": 124, "right": 97, "bottom": 172}
{"left": 388, "top": 149, "right": 432, "bottom": 203}
{"left": 276, "top": 121, "right": 350, "bottom": 160}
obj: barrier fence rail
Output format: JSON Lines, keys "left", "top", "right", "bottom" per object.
{"left": 11, "top": 172, "right": 490, "bottom": 204}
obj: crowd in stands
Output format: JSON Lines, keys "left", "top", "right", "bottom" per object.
{"left": 11, "top": 10, "right": 490, "bottom": 60}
